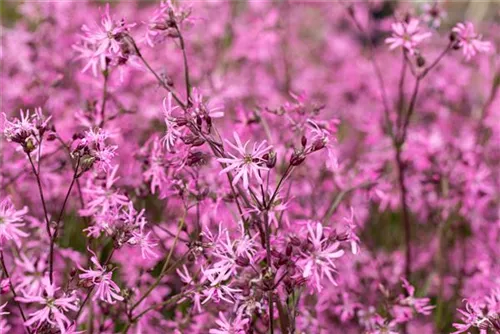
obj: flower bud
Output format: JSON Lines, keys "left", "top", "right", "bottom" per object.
{"left": 416, "top": 54, "right": 426, "bottom": 68}
{"left": 311, "top": 138, "right": 326, "bottom": 152}
{"left": 263, "top": 150, "right": 277, "bottom": 168}
{"left": 235, "top": 255, "right": 250, "bottom": 267}
{"left": 290, "top": 150, "right": 306, "bottom": 166}
{"left": 23, "top": 138, "right": 36, "bottom": 154}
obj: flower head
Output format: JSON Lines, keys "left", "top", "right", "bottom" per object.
{"left": 218, "top": 133, "right": 272, "bottom": 189}
{"left": 17, "top": 277, "right": 79, "bottom": 334}
{"left": 209, "top": 311, "right": 249, "bottom": 334}
{"left": 452, "top": 22, "right": 492, "bottom": 60}
{"left": 0, "top": 197, "right": 29, "bottom": 247}
{"left": 385, "top": 19, "right": 431, "bottom": 54}
{"left": 76, "top": 4, "right": 136, "bottom": 76}
{"left": 79, "top": 250, "right": 123, "bottom": 304}
{"left": 298, "top": 222, "right": 345, "bottom": 292}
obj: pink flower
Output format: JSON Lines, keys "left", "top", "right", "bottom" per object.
{"left": 79, "top": 250, "right": 123, "bottom": 304}
{"left": 0, "top": 302, "right": 11, "bottom": 332}
{"left": 209, "top": 311, "right": 249, "bottom": 334}
{"left": 144, "top": 0, "right": 193, "bottom": 47}
{"left": 14, "top": 252, "right": 47, "bottom": 295}
{"left": 0, "top": 197, "right": 28, "bottom": 247}
{"left": 298, "top": 222, "right": 345, "bottom": 292}
{"left": 218, "top": 132, "right": 272, "bottom": 189}
{"left": 421, "top": 3, "right": 446, "bottom": 28}
{"left": 0, "top": 279, "right": 9, "bottom": 294}
{"left": 127, "top": 215, "right": 158, "bottom": 260}
{"left": 452, "top": 22, "right": 492, "bottom": 60}
{"left": 399, "top": 278, "right": 434, "bottom": 316}
{"left": 77, "top": 4, "right": 135, "bottom": 76}
{"left": 16, "top": 277, "right": 79, "bottom": 334}
{"left": 74, "top": 128, "right": 117, "bottom": 172}
{"left": 201, "top": 269, "right": 241, "bottom": 305}
{"left": 342, "top": 207, "right": 360, "bottom": 255}
{"left": 161, "top": 93, "right": 182, "bottom": 152}
{"left": 190, "top": 87, "right": 224, "bottom": 119}
{"left": 385, "top": 19, "right": 431, "bottom": 54}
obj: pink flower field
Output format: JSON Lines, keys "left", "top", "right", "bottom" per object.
{"left": 0, "top": 1, "right": 499, "bottom": 333}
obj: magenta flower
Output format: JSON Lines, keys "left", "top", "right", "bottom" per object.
{"left": 201, "top": 269, "right": 241, "bottom": 305}
{"left": 0, "top": 197, "right": 28, "bottom": 247}
{"left": 385, "top": 19, "right": 431, "bottom": 54}
{"left": 16, "top": 277, "right": 79, "bottom": 333}
{"left": 452, "top": 22, "right": 492, "bottom": 60}
{"left": 342, "top": 207, "right": 360, "bottom": 255}
{"left": 161, "top": 93, "right": 182, "bottom": 152}
{"left": 209, "top": 311, "right": 249, "bottom": 334}
{"left": 0, "top": 302, "right": 11, "bottom": 332}
{"left": 14, "top": 252, "right": 47, "bottom": 295}
{"left": 218, "top": 132, "right": 272, "bottom": 189}
{"left": 79, "top": 250, "right": 123, "bottom": 304}
{"left": 298, "top": 222, "right": 345, "bottom": 292}
{"left": 127, "top": 215, "right": 158, "bottom": 260}
{"left": 421, "top": 3, "right": 446, "bottom": 28}
{"left": 77, "top": 4, "right": 135, "bottom": 76}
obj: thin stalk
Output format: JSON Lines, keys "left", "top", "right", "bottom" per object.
{"left": 130, "top": 218, "right": 186, "bottom": 312}
{"left": 48, "top": 157, "right": 80, "bottom": 284}
{"left": 27, "top": 153, "right": 52, "bottom": 240}
{"left": 264, "top": 211, "right": 274, "bottom": 334}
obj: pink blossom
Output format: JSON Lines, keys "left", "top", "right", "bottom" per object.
{"left": 0, "top": 197, "right": 28, "bottom": 247}
{"left": 79, "top": 250, "right": 123, "bottom": 304}
{"left": 298, "top": 222, "right": 345, "bottom": 292}
{"left": 209, "top": 311, "right": 249, "bottom": 334}
{"left": 17, "top": 277, "right": 79, "bottom": 333}
{"left": 218, "top": 132, "right": 272, "bottom": 189}
{"left": 452, "top": 22, "right": 492, "bottom": 60}
{"left": 385, "top": 19, "right": 431, "bottom": 54}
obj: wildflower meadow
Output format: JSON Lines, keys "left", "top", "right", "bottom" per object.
{"left": 0, "top": 1, "right": 499, "bottom": 333}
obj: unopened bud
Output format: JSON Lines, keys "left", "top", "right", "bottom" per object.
{"left": 289, "top": 235, "right": 301, "bottom": 247}
{"left": 416, "top": 54, "right": 426, "bottom": 68}
{"left": 235, "top": 255, "right": 250, "bottom": 267}
{"left": 263, "top": 151, "right": 277, "bottom": 168}
{"left": 290, "top": 150, "right": 306, "bottom": 166}
{"left": 449, "top": 31, "right": 457, "bottom": 43}
{"left": 23, "top": 138, "right": 36, "bottom": 154}
{"left": 311, "top": 139, "right": 326, "bottom": 152}
{"left": 46, "top": 132, "right": 57, "bottom": 141}
{"left": 301, "top": 135, "right": 307, "bottom": 147}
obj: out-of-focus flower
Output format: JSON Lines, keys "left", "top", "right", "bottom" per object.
{"left": 343, "top": 207, "right": 360, "bottom": 254}
{"left": 218, "top": 133, "right": 272, "bottom": 189}
{"left": 14, "top": 253, "right": 47, "bottom": 295}
{"left": 452, "top": 22, "right": 492, "bottom": 60}
{"left": 79, "top": 250, "right": 123, "bottom": 304}
{"left": 421, "top": 3, "right": 446, "bottom": 28}
{"left": 0, "top": 302, "right": 11, "bottom": 332}
{"left": 144, "top": 0, "right": 193, "bottom": 47}
{"left": 0, "top": 197, "right": 28, "bottom": 247}
{"left": 385, "top": 19, "right": 431, "bottom": 54}
{"left": 17, "top": 277, "right": 79, "bottom": 333}
{"left": 209, "top": 311, "right": 249, "bottom": 334}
